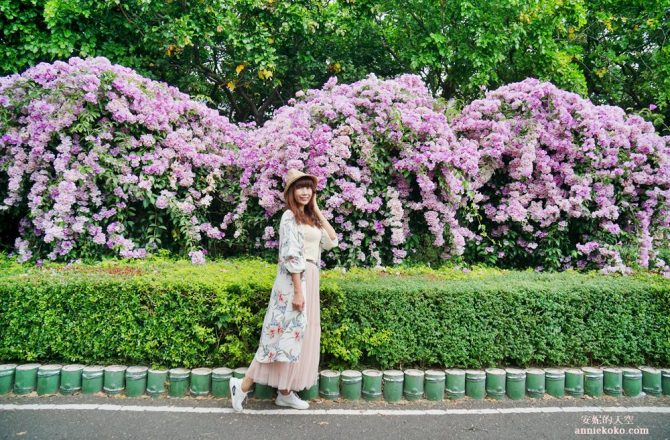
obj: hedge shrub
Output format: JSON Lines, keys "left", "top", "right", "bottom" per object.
{"left": 0, "top": 258, "right": 668, "bottom": 369}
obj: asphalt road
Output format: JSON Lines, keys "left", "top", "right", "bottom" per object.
{"left": 1, "top": 394, "right": 669, "bottom": 440}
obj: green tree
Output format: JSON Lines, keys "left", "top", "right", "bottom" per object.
{"left": 0, "top": 0, "right": 161, "bottom": 79}
{"left": 0, "top": 0, "right": 64, "bottom": 72}
{"left": 143, "top": 0, "right": 398, "bottom": 124}
{"left": 1, "top": 0, "right": 668, "bottom": 131}
{"left": 0, "top": 0, "right": 396, "bottom": 124}
{"left": 579, "top": 0, "right": 669, "bottom": 132}
{"left": 353, "top": 0, "right": 588, "bottom": 101}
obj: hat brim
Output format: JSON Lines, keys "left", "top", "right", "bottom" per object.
{"left": 284, "top": 175, "right": 318, "bottom": 197}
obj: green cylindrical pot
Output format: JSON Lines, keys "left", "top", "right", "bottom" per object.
{"left": 403, "top": 369, "right": 424, "bottom": 401}
{"left": 564, "top": 368, "right": 584, "bottom": 398}
{"left": 465, "top": 370, "right": 486, "bottom": 400}
{"left": 125, "top": 366, "right": 148, "bottom": 398}
{"left": 639, "top": 366, "right": 662, "bottom": 397}
{"left": 622, "top": 368, "right": 642, "bottom": 397}
{"left": 232, "top": 367, "right": 247, "bottom": 379}
{"left": 190, "top": 368, "right": 212, "bottom": 397}
{"left": 233, "top": 367, "right": 253, "bottom": 397}
{"left": 340, "top": 370, "right": 362, "bottom": 400}
{"left": 485, "top": 368, "right": 506, "bottom": 400}
{"left": 81, "top": 366, "right": 104, "bottom": 394}
{"left": 60, "top": 364, "right": 84, "bottom": 395}
{"left": 525, "top": 368, "right": 545, "bottom": 398}
{"left": 544, "top": 368, "right": 565, "bottom": 398}
{"left": 14, "top": 363, "right": 41, "bottom": 395}
{"left": 146, "top": 368, "right": 168, "bottom": 397}
{"left": 383, "top": 370, "right": 404, "bottom": 403}
{"left": 603, "top": 368, "right": 622, "bottom": 397}
{"left": 254, "top": 383, "right": 277, "bottom": 400}
{"left": 0, "top": 364, "right": 17, "bottom": 395}
{"left": 337, "top": 370, "right": 360, "bottom": 401}
{"left": 211, "top": 367, "right": 233, "bottom": 398}
{"left": 446, "top": 369, "right": 466, "bottom": 400}
{"left": 168, "top": 368, "right": 190, "bottom": 398}
{"left": 37, "top": 364, "right": 62, "bottom": 396}
{"left": 103, "top": 365, "right": 127, "bottom": 395}
{"left": 319, "top": 370, "right": 341, "bottom": 400}
{"left": 662, "top": 369, "right": 670, "bottom": 396}
{"left": 424, "top": 370, "right": 446, "bottom": 401}
{"left": 298, "top": 375, "right": 319, "bottom": 401}
{"left": 505, "top": 368, "right": 526, "bottom": 400}
{"left": 582, "top": 367, "right": 603, "bottom": 398}
{"left": 361, "top": 369, "right": 382, "bottom": 401}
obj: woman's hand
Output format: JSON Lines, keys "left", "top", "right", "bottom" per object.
{"left": 311, "top": 194, "right": 337, "bottom": 242}
{"left": 290, "top": 271, "right": 305, "bottom": 312}
{"left": 292, "top": 291, "right": 305, "bottom": 312}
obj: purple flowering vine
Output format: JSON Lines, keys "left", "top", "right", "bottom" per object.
{"left": 2, "top": 58, "right": 669, "bottom": 275}
{"left": 453, "top": 78, "right": 670, "bottom": 273}
{"left": 0, "top": 57, "right": 245, "bottom": 263}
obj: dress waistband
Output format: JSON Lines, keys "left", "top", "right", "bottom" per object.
{"left": 306, "top": 259, "right": 318, "bottom": 266}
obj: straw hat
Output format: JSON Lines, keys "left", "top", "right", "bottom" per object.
{"left": 283, "top": 168, "right": 318, "bottom": 199}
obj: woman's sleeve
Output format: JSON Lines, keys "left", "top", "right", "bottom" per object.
{"left": 320, "top": 228, "right": 339, "bottom": 251}
{"left": 279, "top": 213, "right": 305, "bottom": 274}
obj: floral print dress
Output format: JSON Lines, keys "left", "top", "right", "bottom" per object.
{"left": 253, "top": 209, "right": 337, "bottom": 363}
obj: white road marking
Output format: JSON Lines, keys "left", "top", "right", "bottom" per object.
{"left": 0, "top": 404, "right": 669, "bottom": 415}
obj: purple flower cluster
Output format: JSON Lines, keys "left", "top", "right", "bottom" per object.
{"left": 234, "top": 74, "right": 474, "bottom": 266}
{"left": 2, "top": 58, "right": 669, "bottom": 273}
{"left": 453, "top": 78, "right": 670, "bottom": 273}
{"left": 1, "top": 57, "right": 244, "bottom": 263}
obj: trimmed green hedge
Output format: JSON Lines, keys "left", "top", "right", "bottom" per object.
{"left": 0, "top": 257, "right": 668, "bottom": 369}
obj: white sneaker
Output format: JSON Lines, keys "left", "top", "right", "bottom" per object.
{"left": 275, "top": 391, "right": 309, "bottom": 410}
{"left": 229, "top": 377, "right": 248, "bottom": 412}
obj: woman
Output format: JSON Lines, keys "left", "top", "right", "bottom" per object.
{"left": 229, "top": 169, "right": 338, "bottom": 411}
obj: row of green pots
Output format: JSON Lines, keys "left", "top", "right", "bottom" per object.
{"left": 316, "top": 367, "right": 668, "bottom": 402}
{"left": 1, "top": 364, "right": 668, "bottom": 401}
{"left": 0, "top": 364, "right": 240, "bottom": 398}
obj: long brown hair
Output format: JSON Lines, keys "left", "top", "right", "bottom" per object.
{"left": 285, "top": 177, "right": 322, "bottom": 228}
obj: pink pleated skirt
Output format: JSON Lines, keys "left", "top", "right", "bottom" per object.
{"left": 245, "top": 260, "right": 320, "bottom": 391}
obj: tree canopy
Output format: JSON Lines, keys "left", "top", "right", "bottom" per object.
{"left": 1, "top": 0, "right": 668, "bottom": 131}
